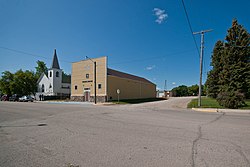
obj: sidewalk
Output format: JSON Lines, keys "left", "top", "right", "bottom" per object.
{"left": 192, "top": 107, "right": 250, "bottom": 113}
{"left": 34, "top": 100, "right": 92, "bottom": 105}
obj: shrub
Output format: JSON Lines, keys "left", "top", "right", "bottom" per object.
{"left": 217, "top": 91, "right": 245, "bottom": 109}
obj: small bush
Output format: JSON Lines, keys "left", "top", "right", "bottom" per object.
{"left": 217, "top": 91, "right": 245, "bottom": 109}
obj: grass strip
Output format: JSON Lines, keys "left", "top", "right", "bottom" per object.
{"left": 188, "top": 97, "right": 250, "bottom": 109}
{"left": 111, "top": 98, "right": 166, "bottom": 104}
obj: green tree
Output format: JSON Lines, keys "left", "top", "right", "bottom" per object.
{"left": 172, "top": 85, "right": 188, "bottom": 97}
{"left": 218, "top": 20, "right": 250, "bottom": 108}
{"left": 0, "top": 70, "right": 37, "bottom": 96}
{"left": 62, "top": 71, "right": 71, "bottom": 83}
{"left": 206, "top": 41, "right": 224, "bottom": 98}
{"left": 12, "top": 70, "right": 37, "bottom": 95}
{"left": 206, "top": 19, "right": 250, "bottom": 108}
{"left": 35, "top": 60, "right": 48, "bottom": 79}
{"left": 188, "top": 84, "right": 199, "bottom": 96}
{"left": 172, "top": 84, "right": 205, "bottom": 97}
{"left": 0, "top": 71, "right": 14, "bottom": 95}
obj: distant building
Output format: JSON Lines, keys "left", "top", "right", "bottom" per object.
{"left": 157, "top": 90, "right": 165, "bottom": 98}
{"left": 71, "top": 56, "right": 156, "bottom": 102}
{"left": 156, "top": 90, "right": 172, "bottom": 98}
{"left": 37, "top": 49, "right": 71, "bottom": 98}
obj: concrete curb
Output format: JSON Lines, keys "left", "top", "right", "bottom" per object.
{"left": 34, "top": 101, "right": 92, "bottom": 105}
{"left": 94, "top": 102, "right": 115, "bottom": 106}
{"left": 192, "top": 108, "right": 219, "bottom": 113}
{"left": 192, "top": 108, "right": 250, "bottom": 113}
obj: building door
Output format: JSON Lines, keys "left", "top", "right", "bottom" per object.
{"left": 84, "top": 91, "right": 90, "bottom": 101}
{"left": 84, "top": 88, "right": 90, "bottom": 102}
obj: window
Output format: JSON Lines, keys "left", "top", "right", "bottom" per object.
{"left": 56, "top": 71, "right": 59, "bottom": 77}
{"left": 75, "top": 85, "right": 77, "bottom": 90}
{"left": 61, "top": 86, "right": 70, "bottom": 89}
{"left": 49, "top": 71, "right": 52, "bottom": 77}
{"left": 98, "top": 84, "right": 102, "bottom": 89}
{"left": 86, "top": 74, "right": 89, "bottom": 79}
{"left": 49, "top": 84, "right": 52, "bottom": 88}
{"left": 42, "top": 84, "right": 45, "bottom": 92}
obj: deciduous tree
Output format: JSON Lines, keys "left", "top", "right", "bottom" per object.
{"left": 0, "top": 70, "right": 37, "bottom": 96}
{"left": 35, "top": 60, "right": 48, "bottom": 79}
{"left": 0, "top": 71, "right": 14, "bottom": 95}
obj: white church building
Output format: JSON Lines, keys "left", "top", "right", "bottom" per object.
{"left": 37, "top": 49, "right": 71, "bottom": 99}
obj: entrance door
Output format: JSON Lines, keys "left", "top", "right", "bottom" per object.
{"left": 83, "top": 87, "right": 91, "bottom": 102}
{"left": 84, "top": 91, "right": 90, "bottom": 101}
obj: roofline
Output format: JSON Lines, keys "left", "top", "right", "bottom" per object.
{"left": 71, "top": 56, "right": 155, "bottom": 85}
{"left": 108, "top": 74, "right": 156, "bottom": 85}
{"left": 71, "top": 56, "right": 107, "bottom": 64}
{"left": 107, "top": 68, "right": 156, "bottom": 85}
{"left": 37, "top": 72, "right": 48, "bottom": 84}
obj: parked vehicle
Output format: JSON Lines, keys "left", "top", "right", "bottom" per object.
{"left": 9, "top": 94, "right": 21, "bottom": 102}
{"left": 1, "top": 95, "right": 10, "bottom": 101}
{"left": 19, "top": 95, "right": 34, "bottom": 102}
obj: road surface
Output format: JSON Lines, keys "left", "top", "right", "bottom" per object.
{"left": 0, "top": 97, "right": 249, "bottom": 167}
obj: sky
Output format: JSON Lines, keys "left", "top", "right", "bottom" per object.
{"left": 0, "top": 0, "right": 250, "bottom": 90}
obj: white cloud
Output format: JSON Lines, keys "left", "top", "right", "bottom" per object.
{"left": 146, "top": 65, "right": 155, "bottom": 70}
{"left": 153, "top": 8, "right": 168, "bottom": 24}
{"left": 172, "top": 82, "right": 176, "bottom": 85}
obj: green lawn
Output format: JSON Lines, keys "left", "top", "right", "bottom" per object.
{"left": 242, "top": 100, "right": 250, "bottom": 109}
{"left": 188, "top": 97, "right": 250, "bottom": 109}
{"left": 111, "top": 98, "right": 166, "bottom": 104}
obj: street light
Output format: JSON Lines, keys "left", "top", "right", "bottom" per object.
{"left": 86, "top": 56, "right": 97, "bottom": 104}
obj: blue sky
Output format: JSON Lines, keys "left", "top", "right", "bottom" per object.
{"left": 0, "top": 0, "right": 250, "bottom": 90}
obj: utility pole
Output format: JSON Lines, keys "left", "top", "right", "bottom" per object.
{"left": 193, "top": 29, "right": 212, "bottom": 107}
{"left": 94, "top": 61, "right": 97, "bottom": 104}
{"left": 164, "top": 80, "right": 167, "bottom": 91}
{"left": 86, "top": 56, "right": 97, "bottom": 104}
{"left": 164, "top": 80, "right": 167, "bottom": 98}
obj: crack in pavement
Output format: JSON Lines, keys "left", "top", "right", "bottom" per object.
{"left": 191, "top": 125, "right": 202, "bottom": 167}
{"left": 207, "top": 112, "right": 225, "bottom": 124}
{"left": 191, "top": 112, "right": 225, "bottom": 167}
{"left": 196, "top": 137, "right": 250, "bottom": 167}
{"left": 201, "top": 158, "right": 209, "bottom": 167}
{"left": 230, "top": 142, "right": 250, "bottom": 166}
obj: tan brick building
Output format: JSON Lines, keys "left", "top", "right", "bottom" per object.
{"left": 71, "top": 57, "right": 156, "bottom": 102}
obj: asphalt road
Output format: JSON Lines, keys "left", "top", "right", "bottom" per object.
{"left": 0, "top": 98, "right": 250, "bottom": 167}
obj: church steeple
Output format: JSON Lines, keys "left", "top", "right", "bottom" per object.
{"left": 51, "top": 49, "right": 60, "bottom": 69}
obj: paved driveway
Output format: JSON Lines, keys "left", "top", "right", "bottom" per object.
{"left": 0, "top": 98, "right": 249, "bottom": 167}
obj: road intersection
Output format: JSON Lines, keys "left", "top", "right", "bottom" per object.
{"left": 0, "top": 97, "right": 249, "bottom": 167}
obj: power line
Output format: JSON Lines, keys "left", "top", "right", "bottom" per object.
{"left": 0, "top": 46, "right": 196, "bottom": 66}
{"left": 109, "top": 49, "right": 196, "bottom": 66}
{"left": 0, "top": 46, "right": 198, "bottom": 70}
{"left": 181, "top": 0, "right": 200, "bottom": 57}
{"left": 0, "top": 46, "right": 71, "bottom": 63}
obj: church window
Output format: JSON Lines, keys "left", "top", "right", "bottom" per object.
{"left": 49, "top": 71, "right": 52, "bottom": 77}
{"left": 42, "top": 84, "right": 45, "bottom": 92}
{"left": 56, "top": 71, "right": 59, "bottom": 77}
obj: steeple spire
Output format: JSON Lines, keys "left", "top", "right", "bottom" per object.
{"left": 51, "top": 49, "right": 60, "bottom": 69}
